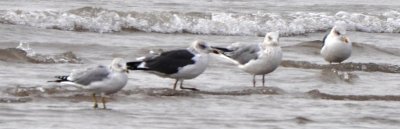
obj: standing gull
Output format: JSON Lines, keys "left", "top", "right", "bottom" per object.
{"left": 127, "top": 40, "right": 216, "bottom": 91}
{"left": 49, "top": 58, "right": 129, "bottom": 109}
{"left": 321, "top": 26, "right": 352, "bottom": 64}
{"left": 213, "top": 32, "right": 282, "bottom": 87}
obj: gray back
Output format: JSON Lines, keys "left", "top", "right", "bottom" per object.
{"left": 69, "top": 65, "right": 110, "bottom": 85}
{"left": 227, "top": 43, "right": 260, "bottom": 65}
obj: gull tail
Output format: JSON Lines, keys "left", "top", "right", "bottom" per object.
{"left": 211, "top": 47, "right": 241, "bottom": 65}
{"left": 126, "top": 61, "right": 149, "bottom": 70}
{"left": 47, "top": 76, "right": 69, "bottom": 83}
{"left": 217, "top": 54, "right": 241, "bottom": 65}
{"left": 48, "top": 76, "right": 86, "bottom": 90}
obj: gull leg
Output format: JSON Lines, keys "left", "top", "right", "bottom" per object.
{"left": 173, "top": 79, "right": 179, "bottom": 90}
{"left": 263, "top": 74, "right": 265, "bottom": 87}
{"left": 101, "top": 96, "right": 107, "bottom": 109}
{"left": 179, "top": 80, "right": 199, "bottom": 91}
{"left": 92, "top": 93, "right": 98, "bottom": 109}
{"left": 253, "top": 75, "right": 256, "bottom": 87}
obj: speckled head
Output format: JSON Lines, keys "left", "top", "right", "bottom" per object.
{"left": 331, "top": 26, "right": 347, "bottom": 36}
{"left": 191, "top": 40, "right": 213, "bottom": 53}
{"left": 263, "top": 31, "right": 280, "bottom": 46}
{"left": 330, "top": 26, "right": 350, "bottom": 44}
{"left": 111, "top": 58, "right": 128, "bottom": 73}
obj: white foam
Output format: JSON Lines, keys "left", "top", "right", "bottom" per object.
{"left": 13, "top": 41, "right": 82, "bottom": 63}
{"left": 16, "top": 41, "right": 36, "bottom": 56}
{"left": 1, "top": 7, "right": 400, "bottom": 36}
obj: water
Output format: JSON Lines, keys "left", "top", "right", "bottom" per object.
{"left": 1, "top": 0, "right": 400, "bottom": 129}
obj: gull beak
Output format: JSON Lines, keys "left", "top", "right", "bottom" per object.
{"left": 210, "top": 46, "right": 232, "bottom": 54}
{"left": 212, "top": 49, "right": 221, "bottom": 54}
{"left": 207, "top": 47, "right": 219, "bottom": 54}
{"left": 341, "top": 36, "right": 349, "bottom": 44}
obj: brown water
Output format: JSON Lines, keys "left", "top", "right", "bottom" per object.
{"left": 1, "top": 1, "right": 400, "bottom": 129}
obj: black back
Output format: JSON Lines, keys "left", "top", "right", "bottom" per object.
{"left": 145, "top": 49, "right": 195, "bottom": 74}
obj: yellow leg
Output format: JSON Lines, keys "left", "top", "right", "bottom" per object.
{"left": 92, "top": 93, "right": 98, "bottom": 109}
{"left": 102, "top": 96, "right": 106, "bottom": 109}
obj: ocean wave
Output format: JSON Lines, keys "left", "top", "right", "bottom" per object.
{"left": 307, "top": 89, "right": 400, "bottom": 101}
{"left": 5, "top": 86, "right": 285, "bottom": 98}
{"left": 0, "top": 42, "right": 82, "bottom": 63}
{"left": 5, "top": 86, "right": 400, "bottom": 103}
{"left": 281, "top": 40, "right": 400, "bottom": 73}
{"left": 283, "top": 40, "right": 400, "bottom": 57}
{"left": 0, "top": 97, "right": 31, "bottom": 103}
{"left": 281, "top": 60, "right": 400, "bottom": 73}
{"left": 1, "top": 7, "right": 400, "bottom": 35}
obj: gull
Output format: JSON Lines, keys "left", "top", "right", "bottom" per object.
{"left": 321, "top": 26, "right": 352, "bottom": 64}
{"left": 127, "top": 40, "right": 217, "bottom": 91}
{"left": 213, "top": 32, "right": 282, "bottom": 87}
{"left": 49, "top": 58, "right": 129, "bottom": 109}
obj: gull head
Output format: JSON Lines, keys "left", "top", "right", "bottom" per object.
{"left": 330, "top": 26, "right": 350, "bottom": 44}
{"left": 110, "top": 58, "right": 129, "bottom": 73}
{"left": 191, "top": 40, "right": 214, "bottom": 54}
{"left": 263, "top": 32, "right": 280, "bottom": 47}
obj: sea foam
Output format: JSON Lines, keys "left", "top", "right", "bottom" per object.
{"left": 1, "top": 7, "right": 399, "bottom": 36}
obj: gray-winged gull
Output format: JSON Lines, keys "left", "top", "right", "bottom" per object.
{"left": 49, "top": 58, "right": 129, "bottom": 109}
{"left": 213, "top": 32, "right": 282, "bottom": 87}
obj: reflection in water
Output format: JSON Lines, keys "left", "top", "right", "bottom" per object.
{"left": 319, "top": 68, "right": 358, "bottom": 83}
{"left": 281, "top": 60, "right": 400, "bottom": 73}
{"left": 307, "top": 89, "right": 400, "bottom": 101}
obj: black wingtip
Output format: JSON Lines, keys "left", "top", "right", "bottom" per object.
{"left": 211, "top": 46, "right": 232, "bottom": 52}
{"left": 126, "top": 61, "right": 139, "bottom": 70}
{"left": 48, "top": 75, "right": 69, "bottom": 83}
{"left": 211, "top": 46, "right": 233, "bottom": 55}
{"left": 126, "top": 61, "right": 150, "bottom": 70}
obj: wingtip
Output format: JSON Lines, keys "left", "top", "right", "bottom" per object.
{"left": 211, "top": 46, "right": 233, "bottom": 53}
{"left": 48, "top": 75, "right": 69, "bottom": 83}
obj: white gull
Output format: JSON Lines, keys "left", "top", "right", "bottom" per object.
{"left": 50, "top": 58, "right": 129, "bottom": 109}
{"left": 213, "top": 32, "right": 282, "bottom": 87}
{"left": 321, "top": 26, "right": 352, "bottom": 64}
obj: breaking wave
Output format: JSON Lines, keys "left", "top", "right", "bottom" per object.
{"left": 0, "top": 42, "right": 82, "bottom": 63}
{"left": 1, "top": 7, "right": 400, "bottom": 35}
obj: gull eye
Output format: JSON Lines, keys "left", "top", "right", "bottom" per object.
{"left": 198, "top": 44, "right": 207, "bottom": 49}
{"left": 117, "top": 64, "right": 122, "bottom": 68}
{"left": 268, "top": 36, "right": 272, "bottom": 41}
{"left": 334, "top": 30, "right": 340, "bottom": 35}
